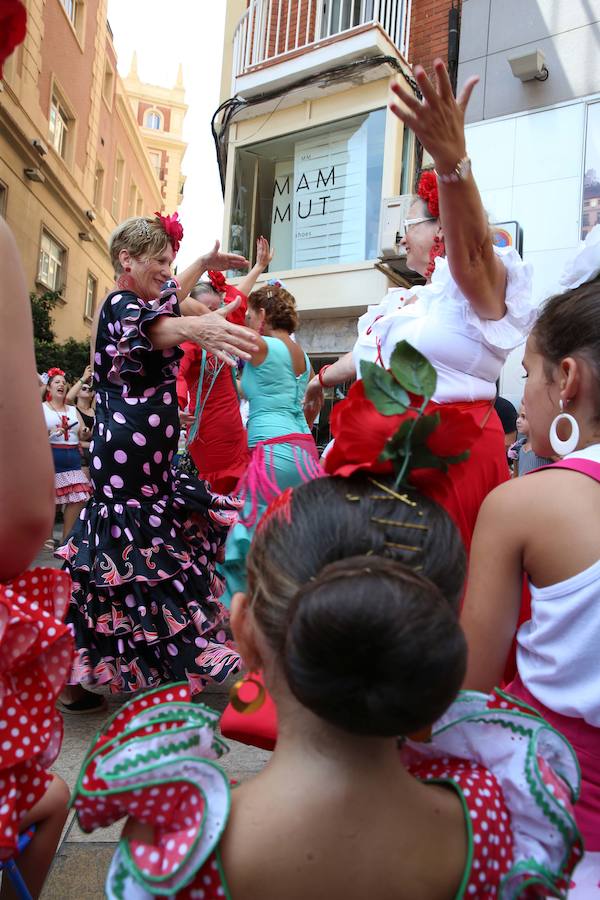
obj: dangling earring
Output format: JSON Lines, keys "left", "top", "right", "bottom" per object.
{"left": 424, "top": 233, "right": 445, "bottom": 281}
{"left": 229, "top": 673, "right": 266, "bottom": 714}
{"left": 549, "top": 399, "right": 580, "bottom": 456}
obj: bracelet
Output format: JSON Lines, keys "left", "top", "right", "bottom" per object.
{"left": 318, "top": 365, "right": 331, "bottom": 388}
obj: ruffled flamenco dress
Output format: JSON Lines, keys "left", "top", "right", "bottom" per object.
{"left": 0, "top": 568, "right": 73, "bottom": 859}
{"left": 72, "top": 684, "right": 584, "bottom": 898}
{"left": 56, "top": 284, "right": 243, "bottom": 695}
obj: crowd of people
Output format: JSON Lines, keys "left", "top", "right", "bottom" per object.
{"left": 1, "top": 9, "right": 599, "bottom": 897}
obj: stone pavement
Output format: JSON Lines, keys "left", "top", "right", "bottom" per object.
{"left": 28, "top": 530, "right": 271, "bottom": 899}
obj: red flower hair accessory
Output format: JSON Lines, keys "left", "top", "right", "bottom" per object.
{"left": 324, "top": 342, "right": 479, "bottom": 498}
{"left": 207, "top": 270, "right": 227, "bottom": 293}
{"left": 154, "top": 211, "right": 184, "bottom": 254}
{"left": 417, "top": 170, "right": 440, "bottom": 220}
{"left": 0, "top": 0, "right": 26, "bottom": 79}
{"left": 47, "top": 367, "right": 65, "bottom": 379}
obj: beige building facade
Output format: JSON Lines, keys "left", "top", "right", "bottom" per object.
{"left": 0, "top": 0, "right": 187, "bottom": 343}
{"left": 218, "top": 0, "right": 418, "bottom": 358}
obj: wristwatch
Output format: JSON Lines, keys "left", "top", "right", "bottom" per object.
{"left": 435, "top": 155, "right": 472, "bottom": 183}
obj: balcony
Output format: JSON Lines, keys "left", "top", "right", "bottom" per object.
{"left": 232, "top": 0, "right": 412, "bottom": 100}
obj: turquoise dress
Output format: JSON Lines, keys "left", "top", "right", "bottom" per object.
{"left": 223, "top": 337, "right": 322, "bottom": 602}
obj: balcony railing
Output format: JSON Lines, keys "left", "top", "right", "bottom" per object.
{"left": 233, "top": 0, "right": 412, "bottom": 79}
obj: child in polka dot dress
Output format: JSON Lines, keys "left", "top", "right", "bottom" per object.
{"left": 72, "top": 477, "right": 582, "bottom": 899}
{"left": 0, "top": 215, "right": 72, "bottom": 896}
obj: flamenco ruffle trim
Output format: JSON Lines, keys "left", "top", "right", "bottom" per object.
{"left": 56, "top": 471, "right": 242, "bottom": 589}
{"left": 402, "top": 689, "right": 582, "bottom": 899}
{"left": 72, "top": 684, "right": 229, "bottom": 899}
{"left": 106, "top": 287, "right": 183, "bottom": 389}
{"left": 0, "top": 568, "right": 73, "bottom": 858}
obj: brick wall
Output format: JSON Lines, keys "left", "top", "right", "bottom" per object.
{"left": 408, "top": 0, "right": 461, "bottom": 74}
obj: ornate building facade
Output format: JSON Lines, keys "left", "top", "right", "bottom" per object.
{"left": 0, "top": 0, "right": 187, "bottom": 342}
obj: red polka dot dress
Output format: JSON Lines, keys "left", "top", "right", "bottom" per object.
{"left": 56, "top": 284, "right": 243, "bottom": 695}
{"left": 0, "top": 568, "right": 73, "bottom": 859}
{"left": 73, "top": 687, "right": 583, "bottom": 900}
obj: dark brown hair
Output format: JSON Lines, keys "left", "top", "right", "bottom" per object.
{"left": 532, "top": 277, "right": 600, "bottom": 416}
{"left": 247, "top": 474, "right": 467, "bottom": 736}
{"left": 249, "top": 284, "right": 298, "bottom": 333}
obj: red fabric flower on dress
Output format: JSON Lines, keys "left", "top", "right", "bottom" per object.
{"left": 207, "top": 270, "right": 226, "bottom": 293}
{"left": 417, "top": 170, "right": 439, "bottom": 219}
{"left": 154, "top": 211, "right": 184, "bottom": 254}
{"left": 0, "top": 0, "right": 26, "bottom": 79}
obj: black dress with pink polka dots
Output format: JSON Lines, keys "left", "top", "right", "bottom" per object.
{"left": 56, "top": 284, "right": 243, "bottom": 694}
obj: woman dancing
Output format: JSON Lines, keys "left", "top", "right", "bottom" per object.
{"left": 57, "top": 213, "right": 258, "bottom": 710}
{"left": 462, "top": 227, "right": 600, "bottom": 894}
{"left": 222, "top": 282, "right": 322, "bottom": 601}
{"left": 305, "top": 60, "right": 535, "bottom": 547}
{"left": 176, "top": 237, "right": 273, "bottom": 493}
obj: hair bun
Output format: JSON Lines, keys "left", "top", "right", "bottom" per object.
{"left": 283, "top": 555, "right": 466, "bottom": 737}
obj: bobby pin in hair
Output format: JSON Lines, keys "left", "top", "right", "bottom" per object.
{"left": 367, "top": 478, "right": 417, "bottom": 507}
{"left": 345, "top": 494, "right": 360, "bottom": 502}
{"left": 371, "top": 516, "right": 428, "bottom": 532}
{"left": 384, "top": 540, "right": 421, "bottom": 552}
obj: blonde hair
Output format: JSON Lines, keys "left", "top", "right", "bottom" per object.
{"left": 109, "top": 216, "right": 170, "bottom": 274}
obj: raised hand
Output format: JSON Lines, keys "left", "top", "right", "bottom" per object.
{"left": 255, "top": 236, "right": 274, "bottom": 271}
{"left": 201, "top": 240, "right": 249, "bottom": 274}
{"left": 389, "top": 59, "right": 479, "bottom": 175}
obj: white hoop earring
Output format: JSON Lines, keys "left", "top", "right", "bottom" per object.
{"left": 549, "top": 400, "right": 580, "bottom": 456}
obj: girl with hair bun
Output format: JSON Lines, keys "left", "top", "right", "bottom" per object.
{"left": 462, "top": 225, "right": 600, "bottom": 893}
{"left": 73, "top": 471, "right": 581, "bottom": 899}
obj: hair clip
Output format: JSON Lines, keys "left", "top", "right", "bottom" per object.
{"left": 371, "top": 516, "right": 428, "bottom": 531}
{"left": 138, "top": 219, "right": 151, "bottom": 239}
{"left": 345, "top": 494, "right": 360, "bottom": 502}
{"left": 368, "top": 478, "right": 418, "bottom": 507}
{"left": 383, "top": 541, "right": 421, "bottom": 552}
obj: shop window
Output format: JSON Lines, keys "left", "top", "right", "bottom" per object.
{"left": 582, "top": 102, "right": 600, "bottom": 239}
{"left": 229, "top": 108, "right": 386, "bottom": 271}
{"left": 38, "top": 230, "right": 66, "bottom": 293}
{"left": 84, "top": 273, "right": 97, "bottom": 320}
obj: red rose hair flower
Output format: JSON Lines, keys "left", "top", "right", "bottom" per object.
{"left": 207, "top": 270, "right": 227, "bottom": 293}
{"left": 0, "top": 0, "right": 26, "bottom": 79}
{"left": 47, "top": 367, "right": 65, "bottom": 379}
{"left": 417, "top": 170, "right": 440, "bottom": 220}
{"left": 154, "top": 211, "right": 184, "bottom": 255}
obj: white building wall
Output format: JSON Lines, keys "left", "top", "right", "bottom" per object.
{"left": 466, "top": 96, "right": 596, "bottom": 404}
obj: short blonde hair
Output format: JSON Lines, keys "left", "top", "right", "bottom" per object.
{"left": 109, "top": 216, "right": 170, "bottom": 274}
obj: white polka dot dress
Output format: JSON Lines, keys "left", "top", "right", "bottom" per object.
{"left": 56, "top": 285, "right": 243, "bottom": 695}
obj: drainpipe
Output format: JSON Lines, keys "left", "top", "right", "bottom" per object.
{"left": 448, "top": 0, "right": 460, "bottom": 93}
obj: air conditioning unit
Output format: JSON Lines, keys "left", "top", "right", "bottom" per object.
{"left": 378, "top": 195, "right": 413, "bottom": 259}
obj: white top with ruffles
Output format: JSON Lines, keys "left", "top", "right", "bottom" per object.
{"left": 353, "top": 247, "right": 535, "bottom": 404}
{"left": 517, "top": 443, "right": 600, "bottom": 726}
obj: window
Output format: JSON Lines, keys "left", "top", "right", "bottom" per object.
{"left": 84, "top": 273, "right": 97, "bottom": 320}
{"left": 38, "top": 230, "right": 66, "bottom": 292}
{"left": 229, "top": 108, "right": 386, "bottom": 271}
{"left": 93, "top": 162, "right": 104, "bottom": 208}
{"left": 136, "top": 196, "right": 143, "bottom": 216}
{"left": 59, "top": 0, "right": 84, "bottom": 39}
{"left": 102, "top": 63, "right": 114, "bottom": 108}
{"left": 49, "top": 95, "right": 70, "bottom": 158}
{"left": 320, "top": 0, "right": 372, "bottom": 38}
{"left": 61, "top": 0, "right": 76, "bottom": 25}
{"left": 111, "top": 154, "right": 124, "bottom": 220}
{"left": 0, "top": 181, "right": 6, "bottom": 218}
{"left": 145, "top": 110, "right": 162, "bottom": 130}
{"left": 148, "top": 150, "right": 161, "bottom": 179}
{"left": 582, "top": 103, "right": 600, "bottom": 239}
{"left": 127, "top": 181, "right": 138, "bottom": 217}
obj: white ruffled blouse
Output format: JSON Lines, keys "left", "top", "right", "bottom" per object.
{"left": 353, "top": 247, "right": 535, "bottom": 404}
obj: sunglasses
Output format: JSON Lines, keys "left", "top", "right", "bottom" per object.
{"left": 400, "top": 216, "right": 436, "bottom": 237}
{"left": 80, "top": 385, "right": 92, "bottom": 392}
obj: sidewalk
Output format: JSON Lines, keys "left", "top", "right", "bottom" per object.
{"left": 30, "top": 531, "right": 271, "bottom": 898}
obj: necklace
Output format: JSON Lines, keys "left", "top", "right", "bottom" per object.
{"left": 47, "top": 399, "right": 68, "bottom": 415}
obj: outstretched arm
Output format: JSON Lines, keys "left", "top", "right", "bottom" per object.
{"left": 0, "top": 219, "right": 55, "bottom": 579}
{"left": 303, "top": 351, "right": 355, "bottom": 421}
{"left": 236, "top": 236, "right": 273, "bottom": 297}
{"left": 390, "top": 61, "right": 507, "bottom": 321}
{"left": 66, "top": 364, "right": 92, "bottom": 404}
{"left": 176, "top": 241, "right": 248, "bottom": 302}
